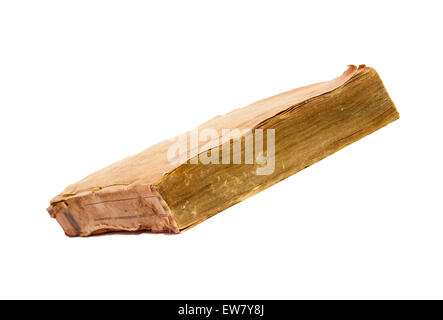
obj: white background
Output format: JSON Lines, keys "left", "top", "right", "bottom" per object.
{"left": 0, "top": 1, "right": 442, "bottom": 299}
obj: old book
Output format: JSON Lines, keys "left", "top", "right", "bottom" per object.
{"left": 47, "top": 65, "right": 399, "bottom": 236}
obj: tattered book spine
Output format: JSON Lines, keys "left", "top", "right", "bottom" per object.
{"left": 48, "top": 186, "right": 179, "bottom": 236}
